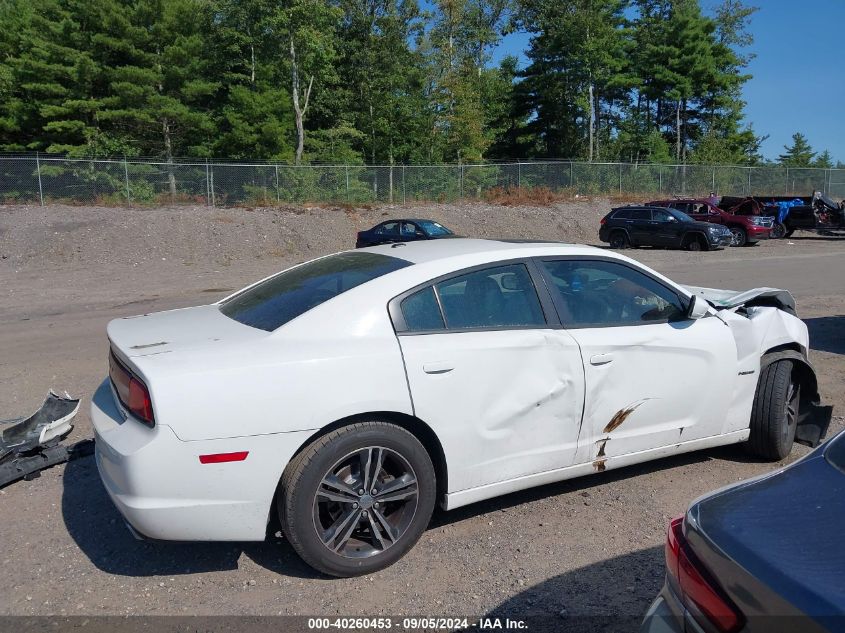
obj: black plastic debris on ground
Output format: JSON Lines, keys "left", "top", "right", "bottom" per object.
{"left": 0, "top": 391, "right": 92, "bottom": 488}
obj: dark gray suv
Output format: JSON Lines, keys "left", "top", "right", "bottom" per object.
{"left": 599, "top": 206, "right": 732, "bottom": 251}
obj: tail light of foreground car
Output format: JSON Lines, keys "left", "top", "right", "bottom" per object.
{"left": 665, "top": 514, "right": 744, "bottom": 633}
{"left": 109, "top": 351, "right": 155, "bottom": 427}
{"left": 600, "top": 216, "right": 607, "bottom": 225}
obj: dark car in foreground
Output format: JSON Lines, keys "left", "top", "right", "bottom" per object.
{"left": 647, "top": 198, "right": 774, "bottom": 247}
{"left": 641, "top": 429, "right": 843, "bottom": 633}
{"left": 355, "top": 218, "right": 455, "bottom": 248}
{"left": 600, "top": 206, "right": 733, "bottom": 251}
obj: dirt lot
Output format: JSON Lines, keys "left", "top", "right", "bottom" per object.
{"left": 1, "top": 201, "right": 843, "bottom": 625}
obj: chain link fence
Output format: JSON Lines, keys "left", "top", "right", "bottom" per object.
{"left": 1, "top": 154, "right": 842, "bottom": 207}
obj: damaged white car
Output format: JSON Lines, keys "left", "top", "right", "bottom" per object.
{"left": 92, "top": 239, "right": 831, "bottom": 576}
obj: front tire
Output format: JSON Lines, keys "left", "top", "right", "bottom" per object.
{"left": 728, "top": 226, "right": 747, "bottom": 247}
{"left": 684, "top": 235, "right": 704, "bottom": 251}
{"left": 279, "top": 422, "right": 436, "bottom": 577}
{"left": 771, "top": 222, "right": 787, "bottom": 239}
{"left": 747, "top": 360, "right": 800, "bottom": 460}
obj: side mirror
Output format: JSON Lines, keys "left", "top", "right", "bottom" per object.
{"left": 686, "top": 294, "right": 710, "bottom": 320}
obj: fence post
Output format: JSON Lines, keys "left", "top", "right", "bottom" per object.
{"left": 569, "top": 162, "right": 574, "bottom": 189}
{"left": 345, "top": 165, "right": 350, "bottom": 202}
{"left": 459, "top": 163, "right": 464, "bottom": 200}
{"left": 517, "top": 161, "right": 521, "bottom": 189}
{"left": 209, "top": 162, "right": 216, "bottom": 207}
{"left": 619, "top": 163, "right": 623, "bottom": 195}
{"left": 275, "top": 164, "right": 280, "bottom": 204}
{"left": 785, "top": 167, "right": 789, "bottom": 195}
{"left": 711, "top": 166, "right": 716, "bottom": 194}
{"left": 747, "top": 168, "right": 752, "bottom": 196}
{"left": 124, "top": 156, "right": 131, "bottom": 205}
{"left": 35, "top": 152, "right": 44, "bottom": 207}
{"left": 402, "top": 165, "right": 406, "bottom": 204}
{"left": 205, "top": 159, "right": 211, "bottom": 206}
{"left": 659, "top": 165, "right": 663, "bottom": 193}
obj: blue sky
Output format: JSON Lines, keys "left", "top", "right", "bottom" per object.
{"left": 489, "top": 0, "right": 844, "bottom": 162}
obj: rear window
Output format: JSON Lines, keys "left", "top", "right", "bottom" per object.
{"left": 220, "top": 252, "right": 412, "bottom": 331}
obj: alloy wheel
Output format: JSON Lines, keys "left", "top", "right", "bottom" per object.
{"left": 312, "top": 446, "right": 419, "bottom": 558}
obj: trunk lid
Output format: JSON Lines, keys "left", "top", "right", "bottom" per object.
{"left": 107, "top": 304, "right": 268, "bottom": 360}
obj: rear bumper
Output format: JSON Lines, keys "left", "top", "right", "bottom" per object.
{"left": 91, "top": 379, "right": 313, "bottom": 541}
{"left": 640, "top": 583, "right": 700, "bottom": 633}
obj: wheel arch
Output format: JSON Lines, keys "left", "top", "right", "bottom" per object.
{"left": 275, "top": 411, "right": 449, "bottom": 514}
{"left": 760, "top": 346, "right": 832, "bottom": 448}
{"left": 682, "top": 231, "right": 707, "bottom": 247}
{"left": 608, "top": 227, "right": 631, "bottom": 244}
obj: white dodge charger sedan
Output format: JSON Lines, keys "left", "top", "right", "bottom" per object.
{"left": 92, "top": 239, "right": 831, "bottom": 576}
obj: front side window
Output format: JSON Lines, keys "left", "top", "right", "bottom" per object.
{"left": 540, "top": 259, "right": 687, "bottom": 328}
{"left": 435, "top": 264, "right": 546, "bottom": 330}
{"left": 220, "top": 252, "right": 411, "bottom": 331}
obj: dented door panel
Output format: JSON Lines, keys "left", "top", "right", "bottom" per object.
{"left": 399, "top": 329, "right": 585, "bottom": 493}
{"left": 568, "top": 318, "right": 737, "bottom": 469}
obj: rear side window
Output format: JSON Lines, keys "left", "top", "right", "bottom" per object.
{"left": 436, "top": 264, "right": 545, "bottom": 330}
{"left": 220, "top": 252, "right": 411, "bottom": 331}
{"left": 401, "top": 287, "right": 445, "bottom": 331}
{"left": 630, "top": 209, "right": 651, "bottom": 220}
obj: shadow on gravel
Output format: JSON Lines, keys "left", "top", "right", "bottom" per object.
{"left": 805, "top": 315, "right": 845, "bottom": 355}
{"left": 62, "top": 441, "right": 748, "bottom": 581}
{"left": 430, "top": 447, "right": 726, "bottom": 528}
{"left": 60, "top": 455, "right": 322, "bottom": 580}
{"left": 486, "top": 546, "right": 664, "bottom": 633}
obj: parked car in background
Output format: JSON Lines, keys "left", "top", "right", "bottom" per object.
{"left": 721, "top": 192, "right": 845, "bottom": 239}
{"left": 641, "top": 429, "right": 844, "bottom": 633}
{"left": 647, "top": 198, "right": 774, "bottom": 247}
{"left": 599, "top": 206, "right": 733, "bottom": 251}
{"left": 355, "top": 219, "right": 455, "bottom": 248}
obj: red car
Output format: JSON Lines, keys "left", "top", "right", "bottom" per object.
{"left": 647, "top": 198, "right": 774, "bottom": 247}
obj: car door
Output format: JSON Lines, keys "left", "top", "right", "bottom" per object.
{"left": 628, "top": 208, "right": 654, "bottom": 245}
{"left": 537, "top": 257, "right": 737, "bottom": 468}
{"left": 374, "top": 221, "right": 400, "bottom": 244}
{"left": 651, "top": 208, "right": 684, "bottom": 247}
{"left": 392, "top": 261, "right": 585, "bottom": 493}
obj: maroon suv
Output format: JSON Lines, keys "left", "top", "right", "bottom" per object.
{"left": 647, "top": 198, "right": 774, "bottom": 246}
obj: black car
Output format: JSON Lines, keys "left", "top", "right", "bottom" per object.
{"left": 641, "top": 429, "right": 843, "bottom": 633}
{"left": 599, "top": 206, "right": 733, "bottom": 251}
{"left": 355, "top": 219, "right": 455, "bottom": 248}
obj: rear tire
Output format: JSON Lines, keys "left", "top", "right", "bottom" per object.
{"left": 746, "top": 360, "right": 800, "bottom": 460}
{"left": 609, "top": 230, "right": 629, "bottom": 249}
{"left": 279, "top": 421, "right": 436, "bottom": 577}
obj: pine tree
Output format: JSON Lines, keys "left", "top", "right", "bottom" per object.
{"left": 778, "top": 133, "right": 816, "bottom": 167}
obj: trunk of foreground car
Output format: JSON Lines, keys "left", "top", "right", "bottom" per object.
{"left": 685, "top": 452, "right": 844, "bottom": 631}
{"left": 108, "top": 304, "right": 267, "bottom": 361}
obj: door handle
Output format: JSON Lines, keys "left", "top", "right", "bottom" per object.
{"left": 423, "top": 361, "right": 454, "bottom": 375}
{"left": 590, "top": 353, "right": 614, "bottom": 366}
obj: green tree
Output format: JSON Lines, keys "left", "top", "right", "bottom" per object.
{"left": 778, "top": 133, "right": 816, "bottom": 167}
{"left": 814, "top": 150, "right": 833, "bottom": 169}
{"left": 269, "top": 0, "right": 341, "bottom": 164}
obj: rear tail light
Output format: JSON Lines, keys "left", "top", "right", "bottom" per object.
{"left": 665, "top": 514, "right": 744, "bottom": 633}
{"left": 600, "top": 216, "right": 607, "bottom": 225}
{"left": 109, "top": 351, "right": 155, "bottom": 427}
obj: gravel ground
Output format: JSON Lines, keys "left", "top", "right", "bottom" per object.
{"left": 0, "top": 201, "right": 843, "bottom": 627}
